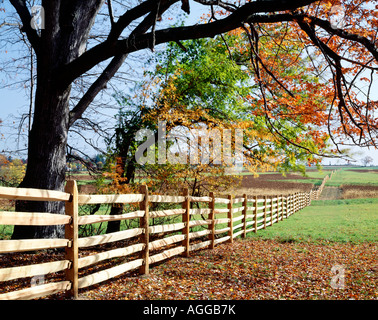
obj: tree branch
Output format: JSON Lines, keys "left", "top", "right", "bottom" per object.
{"left": 68, "top": 0, "right": 174, "bottom": 125}
{"left": 9, "top": 0, "right": 40, "bottom": 53}
{"left": 107, "top": 0, "right": 115, "bottom": 26}
{"left": 68, "top": 54, "right": 128, "bottom": 127}
{"left": 297, "top": 19, "right": 366, "bottom": 145}
{"left": 309, "top": 16, "right": 378, "bottom": 62}
{"left": 59, "top": 0, "right": 317, "bottom": 87}
{"left": 107, "top": 0, "right": 175, "bottom": 42}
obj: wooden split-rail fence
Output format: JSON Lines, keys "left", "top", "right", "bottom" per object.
{"left": 0, "top": 174, "right": 332, "bottom": 300}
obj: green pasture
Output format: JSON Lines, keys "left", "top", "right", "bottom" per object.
{"left": 321, "top": 168, "right": 378, "bottom": 187}
{"left": 246, "top": 198, "right": 378, "bottom": 243}
{"left": 268, "top": 167, "right": 378, "bottom": 187}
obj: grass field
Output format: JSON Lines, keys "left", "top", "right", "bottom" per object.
{"left": 319, "top": 169, "right": 378, "bottom": 187}
{"left": 238, "top": 167, "right": 378, "bottom": 243}
{"left": 248, "top": 167, "right": 378, "bottom": 199}
{"left": 267, "top": 167, "right": 378, "bottom": 187}
{"left": 246, "top": 198, "right": 378, "bottom": 243}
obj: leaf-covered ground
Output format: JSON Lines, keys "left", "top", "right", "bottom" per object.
{"left": 77, "top": 239, "right": 377, "bottom": 300}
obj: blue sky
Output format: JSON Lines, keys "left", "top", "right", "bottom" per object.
{"left": 0, "top": 2, "right": 377, "bottom": 165}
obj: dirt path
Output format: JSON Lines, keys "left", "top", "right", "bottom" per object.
{"left": 319, "top": 186, "right": 343, "bottom": 200}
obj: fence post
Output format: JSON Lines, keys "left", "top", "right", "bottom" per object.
{"left": 280, "top": 195, "right": 284, "bottom": 221}
{"left": 276, "top": 195, "right": 280, "bottom": 223}
{"left": 291, "top": 193, "right": 295, "bottom": 214}
{"left": 270, "top": 196, "right": 274, "bottom": 226}
{"left": 299, "top": 193, "right": 302, "bottom": 211}
{"left": 305, "top": 193, "right": 307, "bottom": 207}
{"left": 65, "top": 180, "right": 79, "bottom": 299}
{"left": 287, "top": 195, "right": 290, "bottom": 217}
{"left": 242, "top": 194, "right": 247, "bottom": 239}
{"left": 293, "top": 193, "right": 296, "bottom": 214}
{"left": 285, "top": 195, "right": 288, "bottom": 218}
{"left": 254, "top": 195, "right": 258, "bottom": 233}
{"left": 182, "top": 188, "right": 190, "bottom": 257}
{"left": 263, "top": 196, "right": 267, "bottom": 229}
{"left": 209, "top": 192, "right": 215, "bottom": 249}
{"left": 299, "top": 192, "right": 302, "bottom": 210}
{"left": 290, "top": 194, "right": 293, "bottom": 216}
{"left": 139, "top": 185, "right": 149, "bottom": 276}
{"left": 228, "top": 195, "right": 233, "bottom": 244}
{"left": 302, "top": 193, "right": 305, "bottom": 209}
{"left": 276, "top": 196, "right": 279, "bottom": 222}
{"left": 305, "top": 193, "right": 308, "bottom": 207}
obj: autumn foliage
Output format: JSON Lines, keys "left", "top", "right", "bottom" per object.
{"left": 209, "top": 0, "right": 378, "bottom": 152}
{"left": 0, "top": 155, "right": 26, "bottom": 187}
{"left": 103, "top": 0, "right": 378, "bottom": 199}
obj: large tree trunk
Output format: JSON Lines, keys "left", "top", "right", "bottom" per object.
{"left": 11, "top": 1, "right": 105, "bottom": 239}
{"left": 11, "top": 80, "right": 71, "bottom": 239}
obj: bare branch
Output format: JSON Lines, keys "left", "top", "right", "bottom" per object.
{"left": 59, "top": 0, "right": 316, "bottom": 88}
{"left": 9, "top": 0, "right": 40, "bottom": 52}
{"left": 69, "top": 53, "right": 128, "bottom": 127}
{"left": 107, "top": 0, "right": 115, "bottom": 26}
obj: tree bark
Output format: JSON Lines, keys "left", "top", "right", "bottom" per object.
{"left": 11, "top": 76, "right": 71, "bottom": 239}
{"left": 105, "top": 205, "right": 124, "bottom": 234}
{"left": 11, "top": 0, "right": 104, "bottom": 239}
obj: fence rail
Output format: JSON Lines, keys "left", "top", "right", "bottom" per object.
{"left": 0, "top": 173, "right": 333, "bottom": 300}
